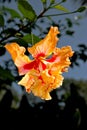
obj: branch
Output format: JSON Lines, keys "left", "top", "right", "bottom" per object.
{"left": 41, "top": 10, "right": 77, "bottom": 17}
{"left": 0, "top": 22, "right": 30, "bottom": 44}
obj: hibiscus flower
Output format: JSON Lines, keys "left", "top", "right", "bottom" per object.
{"left": 5, "top": 26, "right": 74, "bottom": 100}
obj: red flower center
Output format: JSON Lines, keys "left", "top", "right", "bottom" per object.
{"left": 23, "top": 58, "right": 46, "bottom": 71}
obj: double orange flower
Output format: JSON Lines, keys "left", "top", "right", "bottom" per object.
{"left": 5, "top": 26, "right": 74, "bottom": 100}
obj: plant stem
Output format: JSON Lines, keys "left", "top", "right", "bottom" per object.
{"left": 42, "top": 11, "right": 77, "bottom": 17}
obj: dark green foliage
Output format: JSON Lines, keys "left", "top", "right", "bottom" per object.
{"left": 0, "top": 15, "right": 4, "bottom": 27}
{"left": 18, "top": 0, "right": 37, "bottom": 21}
{"left": 66, "top": 18, "right": 73, "bottom": 27}
{"left": 0, "top": 66, "right": 15, "bottom": 81}
{"left": 71, "top": 44, "right": 87, "bottom": 67}
{"left": 77, "top": 6, "right": 87, "bottom": 12}
{"left": 0, "top": 1, "right": 87, "bottom": 129}
{"left": 66, "top": 30, "right": 74, "bottom": 35}
{"left": 0, "top": 47, "right": 6, "bottom": 56}
{"left": 3, "top": 7, "right": 21, "bottom": 19}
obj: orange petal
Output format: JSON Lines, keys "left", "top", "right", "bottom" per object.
{"left": 18, "top": 69, "right": 51, "bottom": 100}
{"left": 53, "top": 46, "right": 74, "bottom": 72}
{"left": 28, "top": 26, "right": 60, "bottom": 58}
{"left": 5, "top": 42, "right": 30, "bottom": 75}
{"left": 31, "top": 83, "right": 52, "bottom": 100}
{"left": 18, "top": 72, "right": 34, "bottom": 92}
{"left": 31, "top": 69, "right": 64, "bottom": 100}
{"left": 18, "top": 69, "right": 64, "bottom": 100}
{"left": 48, "top": 66, "right": 64, "bottom": 88}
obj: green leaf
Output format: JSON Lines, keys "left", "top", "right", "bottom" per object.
{"left": 50, "top": 0, "right": 55, "bottom": 4}
{"left": 53, "top": 4, "right": 70, "bottom": 12}
{"left": 73, "top": 109, "right": 81, "bottom": 126}
{"left": 9, "top": 38, "right": 28, "bottom": 47}
{"left": 18, "top": 0, "right": 37, "bottom": 21}
{"left": 9, "top": 34, "right": 41, "bottom": 47}
{"left": 62, "top": 0, "right": 67, "bottom": 2}
{"left": 0, "top": 66, "right": 15, "bottom": 81}
{"left": 2, "top": 28, "right": 16, "bottom": 35}
{"left": 3, "top": 7, "right": 21, "bottom": 18}
{"left": 66, "top": 30, "right": 74, "bottom": 35}
{"left": 66, "top": 18, "right": 73, "bottom": 27}
{"left": 77, "top": 6, "right": 87, "bottom": 13}
{"left": 22, "top": 34, "right": 41, "bottom": 45}
{"left": 0, "top": 14, "right": 4, "bottom": 26}
{"left": 41, "top": 0, "right": 47, "bottom": 8}
{"left": 41, "top": 0, "right": 46, "bottom": 4}
{"left": 78, "top": 44, "right": 87, "bottom": 50}
{"left": 0, "top": 47, "right": 6, "bottom": 56}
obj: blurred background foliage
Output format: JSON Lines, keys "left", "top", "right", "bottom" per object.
{"left": 0, "top": 0, "right": 87, "bottom": 129}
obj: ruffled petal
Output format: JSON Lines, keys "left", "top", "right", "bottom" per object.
{"left": 46, "top": 46, "right": 74, "bottom": 72}
{"left": 18, "top": 71, "right": 35, "bottom": 92}
{"left": 28, "top": 26, "right": 59, "bottom": 58}
{"left": 29, "top": 69, "right": 64, "bottom": 100}
{"left": 18, "top": 69, "right": 51, "bottom": 100}
{"left": 53, "top": 46, "right": 74, "bottom": 72}
{"left": 18, "top": 46, "right": 74, "bottom": 100}
{"left": 18, "top": 69, "right": 63, "bottom": 100}
{"left": 48, "top": 66, "right": 64, "bottom": 88}
{"left": 5, "top": 43, "right": 30, "bottom": 75}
